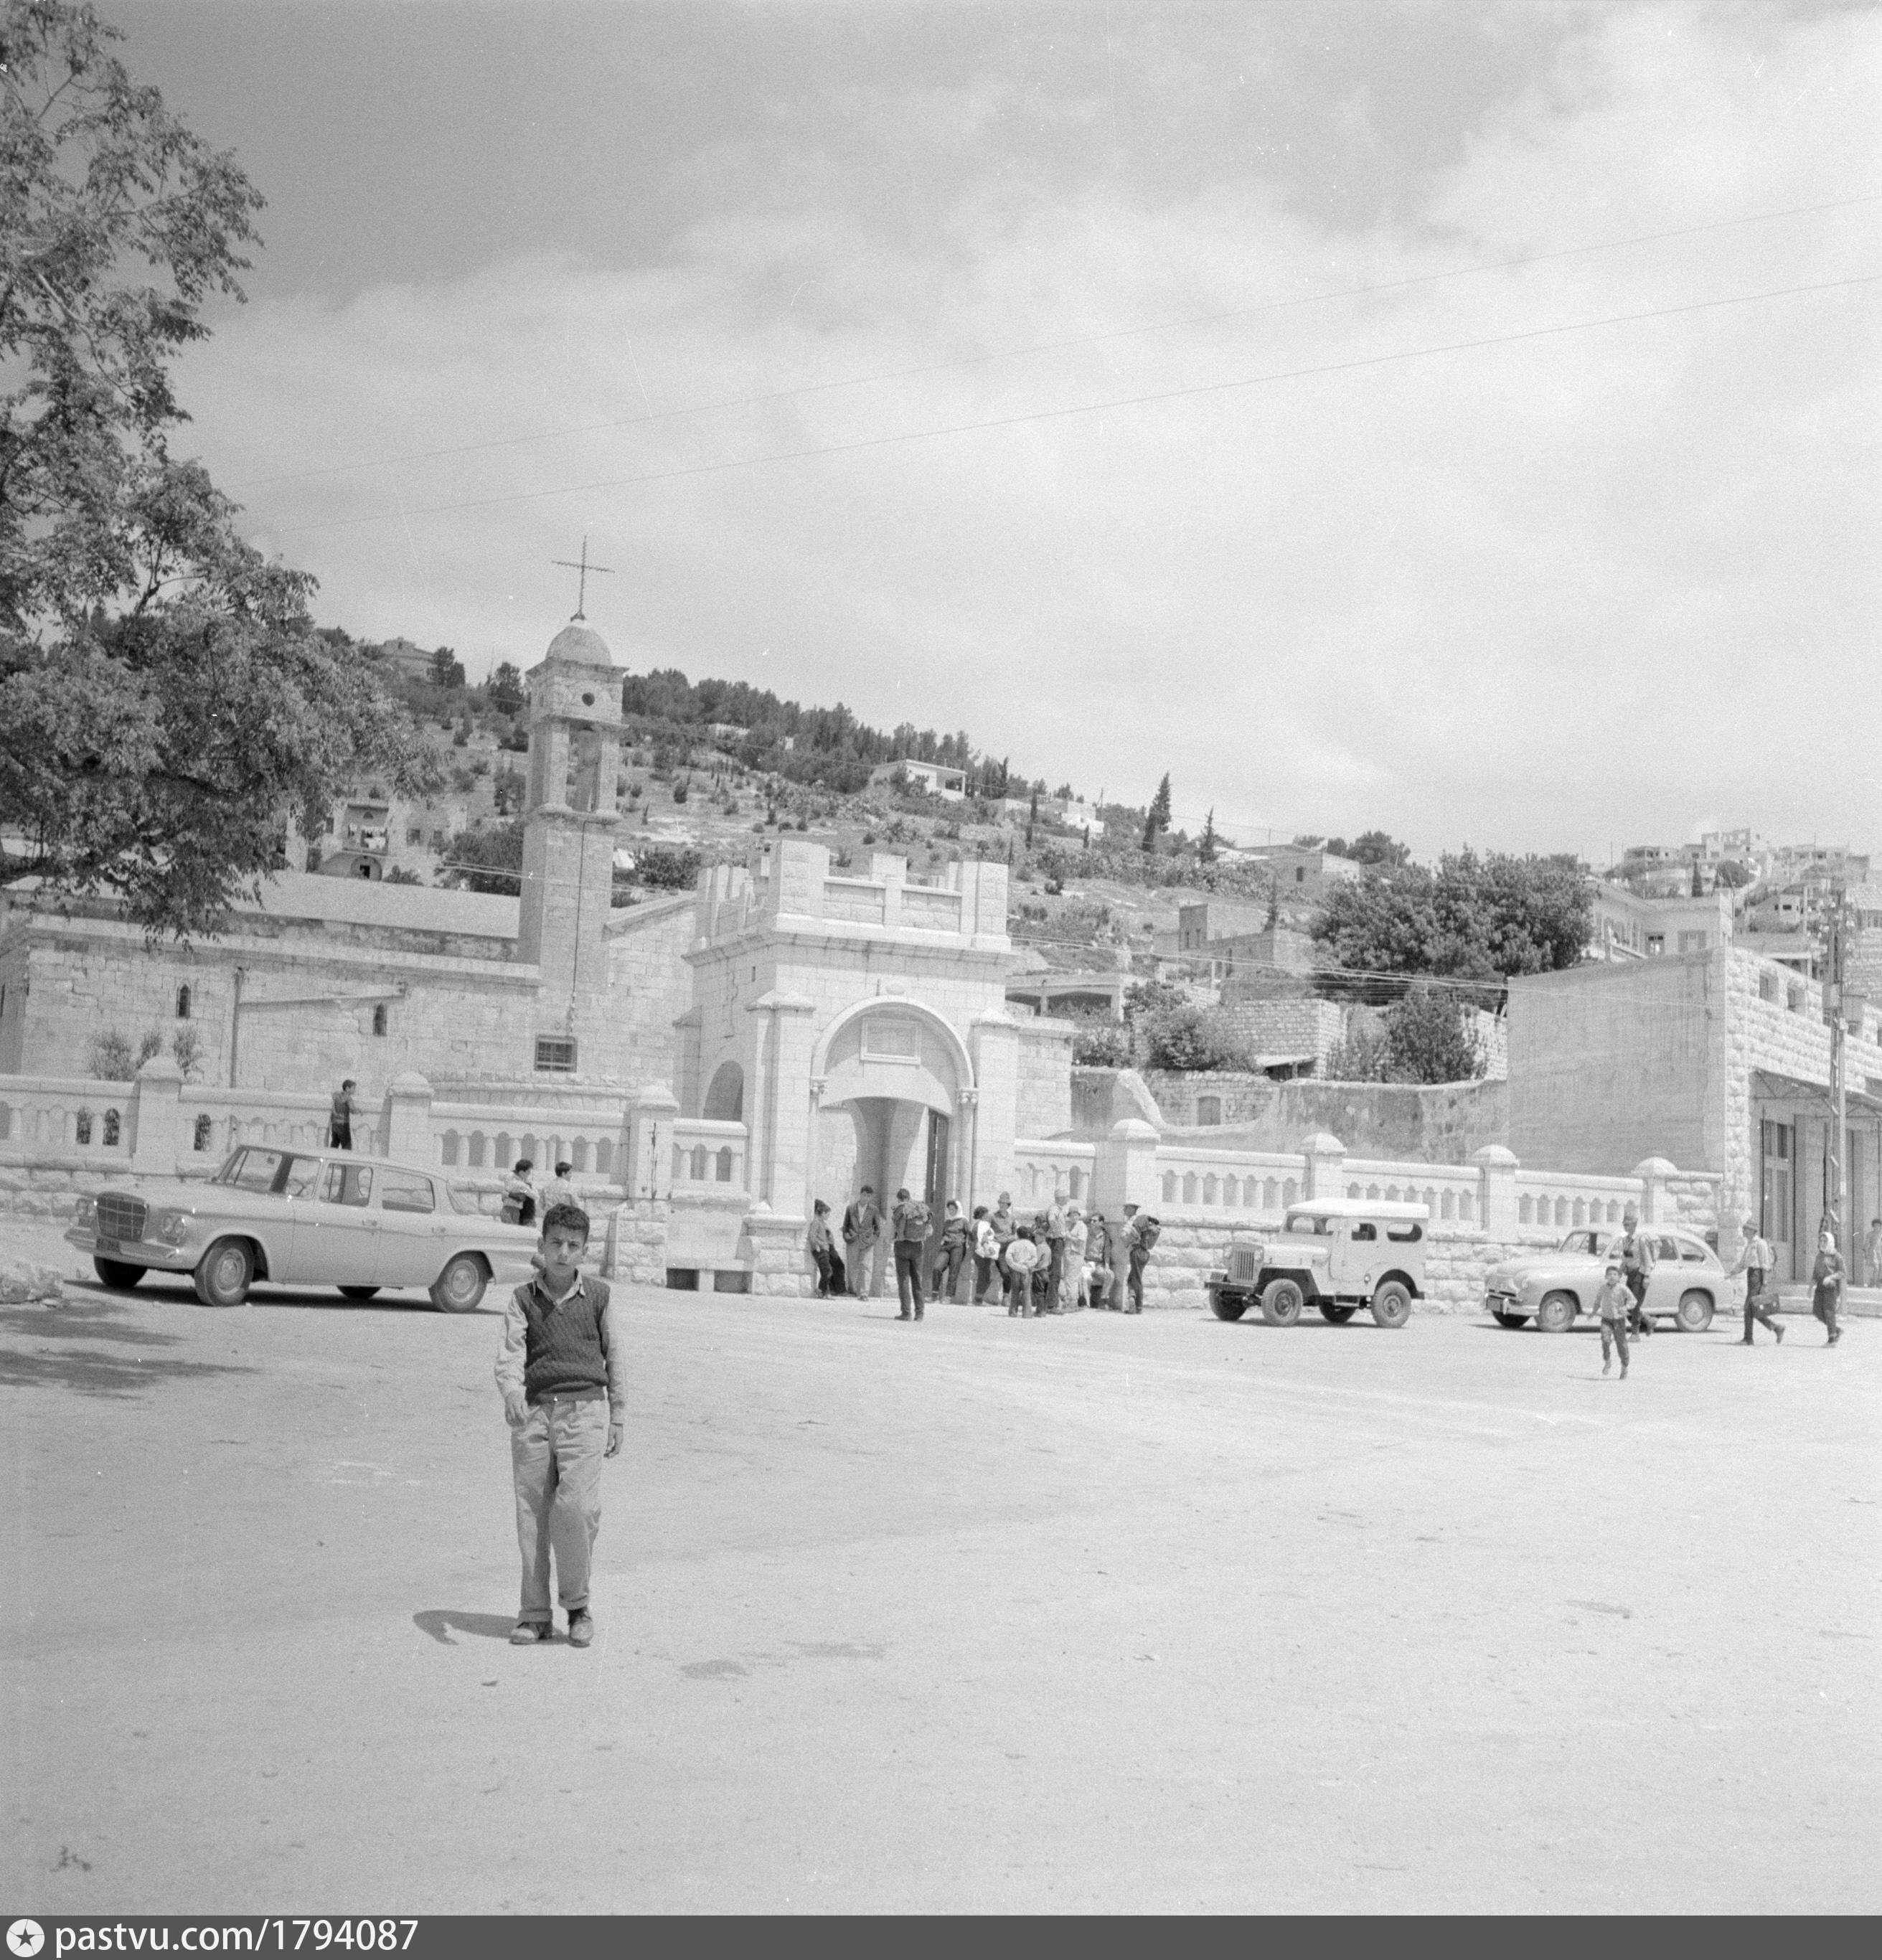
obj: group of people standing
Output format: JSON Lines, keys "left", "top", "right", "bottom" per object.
{"left": 807, "top": 1182, "right": 1160, "bottom": 1321}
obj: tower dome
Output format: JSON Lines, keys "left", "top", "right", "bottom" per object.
{"left": 545, "top": 621, "right": 616, "bottom": 669}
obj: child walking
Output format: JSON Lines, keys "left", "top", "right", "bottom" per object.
{"left": 494, "top": 1202, "right": 623, "bottom": 1647}
{"left": 1594, "top": 1261, "right": 1632, "bottom": 1378}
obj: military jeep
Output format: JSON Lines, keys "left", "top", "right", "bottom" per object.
{"left": 1205, "top": 1198, "right": 1428, "bottom": 1329}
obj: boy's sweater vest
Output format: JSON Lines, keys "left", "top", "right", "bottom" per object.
{"left": 519, "top": 1280, "right": 611, "bottom": 1403}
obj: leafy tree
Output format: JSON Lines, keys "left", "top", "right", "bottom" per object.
{"left": 170, "top": 1022, "right": 202, "bottom": 1078}
{"left": 1199, "top": 807, "right": 1218, "bottom": 866}
{"left": 1714, "top": 858, "right": 1754, "bottom": 890}
{"left": 1140, "top": 1003, "right": 1253, "bottom": 1073}
{"left": 486, "top": 660, "right": 524, "bottom": 714}
{"left": 429, "top": 646, "right": 465, "bottom": 689}
{"left": 1124, "top": 978, "right": 1186, "bottom": 1023}
{"left": 1312, "top": 852, "right": 1590, "bottom": 1004}
{"left": 1142, "top": 773, "right": 1172, "bottom": 852}
{"left": 631, "top": 844, "right": 702, "bottom": 890}
{"left": 439, "top": 819, "right": 522, "bottom": 895}
{"left": 1381, "top": 985, "right": 1482, "bottom": 1083}
{"left": 0, "top": 1, "right": 432, "bottom": 935}
{"left": 1336, "top": 829, "right": 1411, "bottom": 868}
{"left": 1066, "top": 1013, "right": 1130, "bottom": 1067}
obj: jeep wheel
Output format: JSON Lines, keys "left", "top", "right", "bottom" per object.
{"left": 430, "top": 1253, "right": 489, "bottom": 1314}
{"left": 93, "top": 1257, "right": 146, "bottom": 1290}
{"left": 1319, "top": 1303, "right": 1356, "bottom": 1324}
{"left": 1675, "top": 1288, "right": 1714, "bottom": 1334}
{"left": 193, "top": 1238, "right": 254, "bottom": 1308}
{"left": 1490, "top": 1309, "right": 1530, "bottom": 1329}
{"left": 1536, "top": 1290, "right": 1577, "bottom": 1334}
{"left": 1209, "top": 1291, "right": 1248, "bottom": 1322}
{"left": 1370, "top": 1281, "right": 1413, "bottom": 1329}
{"left": 1261, "top": 1278, "right": 1304, "bottom": 1328}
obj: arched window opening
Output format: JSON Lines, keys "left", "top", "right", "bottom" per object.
{"left": 103, "top": 1108, "right": 121, "bottom": 1147}
{"left": 372, "top": 1004, "right": 387, "bottom": 1037}
{"left": 175, "top": 985, "right": 192, "bottom": 1020}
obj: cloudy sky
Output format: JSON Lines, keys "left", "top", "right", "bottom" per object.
{"left": 117, "top": 0, "right": 1880, "bottom": 861}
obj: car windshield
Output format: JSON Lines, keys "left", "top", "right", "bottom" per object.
{"left": 211, "top": 1146, "right": 319, "bottom": 1195}
{"left": 1558, "top": 1229, "right": 1609, "bottom": 1256}
{"left": 1285, "top": 1214, "right": 1335, "bottom": 1235}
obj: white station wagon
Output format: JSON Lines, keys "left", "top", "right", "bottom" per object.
{"left": 65, "top": 1144, "right": 542, "bottom": 1311}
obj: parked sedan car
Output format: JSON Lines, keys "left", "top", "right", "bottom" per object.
{"left": 1485, "top": 1225, "right": 1725, "bottom": 1333}
{"left": 65, "top": 1144, "right": 543, "bottom": 1311}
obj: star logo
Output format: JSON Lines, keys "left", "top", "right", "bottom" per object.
{"left": 7, "top": 1923, "right": 46, "bottom": 1959}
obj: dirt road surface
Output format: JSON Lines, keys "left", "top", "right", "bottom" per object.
{"left": 4, "top": 1244, "right": 1877, "bottom": 1913}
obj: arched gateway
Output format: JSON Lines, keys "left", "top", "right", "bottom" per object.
{"left": 654, "top": 841, "right": 1041, "bottom": 1292}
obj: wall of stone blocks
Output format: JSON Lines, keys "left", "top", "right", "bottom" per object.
{"left": 1137, "top": 1071, "right": 1508, "bottom": 1163}
{"left": 1125, "top": 1212, "right": 1577, "bottom": 1316}
{"left": 1015, "top": 1020, "right": 1073, "bottom": 1136}
{"left": 1509, "top": 956, "right": 1718, "bottom": 1175}
{"left": 1213, "top": 997, "right": 1347, "bottom": 1065}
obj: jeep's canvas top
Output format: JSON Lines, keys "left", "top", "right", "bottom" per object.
{"left": 1284, "top": 1198, "right": 1430, "bottom": 1222}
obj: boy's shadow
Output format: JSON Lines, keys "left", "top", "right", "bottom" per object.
{"left": 414, "top": 1609, "right": 518, "bottom": 1645}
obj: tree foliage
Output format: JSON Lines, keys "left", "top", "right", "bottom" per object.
{"left": 1311, "top": 850, "right": 1589, "bottom": 1004}
{"left": 439, "top": 819, "right": 522, "bottom": 895}
{"left": 1142, "top": 773, "right": 1172, "bottom": 851}
{"left": 1381, "top": 985, "right": 1483, "bottom": 1083}
{"left": 0, "top": 1, "right": 430, "bottom": 934}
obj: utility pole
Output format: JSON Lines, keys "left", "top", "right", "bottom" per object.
{"left": 1825, "top": 882, "right": 1848, "bottom": 1252}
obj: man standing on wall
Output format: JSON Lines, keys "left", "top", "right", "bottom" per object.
{"left": 1616, "top": 1207, "right": 1656, "bottom": 1337}
{"left": 890, "top": 1185, "right": 932, "bottom": 1321}
{"left": 842, "top": 1183, "right": 882, "bottom": 1299}
{"left": 329, "top": 1078, "right": 357, "bottom": 1151}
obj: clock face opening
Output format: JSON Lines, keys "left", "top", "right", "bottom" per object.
{"left": 581, "top": 691, "right": 596, "bottom": 707}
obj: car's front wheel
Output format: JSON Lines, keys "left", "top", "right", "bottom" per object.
{"left": 1261, "top": 1278, "right": 1304, "bottom": 1327}
{"left": 1490, "top": 1309, "right": 1530, "bottom": 1329}
{"left": 1535, "top": 1291, "right": 1577, "bottom": 1333}
{"left": 1370, "top": 1281, "right": 1412, "bottom": 1329}
{"left": 430, "top": 1253, "right": 489, "bottom": 1314}
{"left": 93, "top": 1257, "right": 146, "bottom": 1290}
{"left": 193, "top": 1238, "right": 254, "bottom": 1308}
{"left": 1209, "top": 1291, "right": 1248, "bottom": 1321}
{"left": 1675, "top": 1289, "right": 1714, "bottom": 1333}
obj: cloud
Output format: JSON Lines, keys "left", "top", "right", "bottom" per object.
{"left": 174, "top": 0, "right": 1881, "bottom": 858}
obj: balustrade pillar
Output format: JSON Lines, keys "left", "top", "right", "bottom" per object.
{"left": 129, "top": 1056, "right": 184, "bottom": 1176}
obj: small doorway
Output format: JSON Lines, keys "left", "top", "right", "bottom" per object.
{"left": 1760, "top": 1118, "right": 1794, "bottom": 1281}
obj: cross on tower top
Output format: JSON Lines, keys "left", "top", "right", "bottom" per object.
{"left": 552, "top": 536, "right": 615, "bottom": 621}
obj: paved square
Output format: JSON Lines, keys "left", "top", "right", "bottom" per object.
{"left": 4, "top": 1258, "right": 1877, "bottom": 1913}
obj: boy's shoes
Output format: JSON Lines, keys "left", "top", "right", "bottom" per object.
{"left": 1619, "top": 1365, "right": 1628, "bottom": 1378}
{"left": 913, "top": 1309, "right": 923, "bottom": 1321}
{"left": 510, "top": 1619, "right": 550, "bottom": 1645}
{"left": 1602, "top": 1358, "right": 1612, "bottom": 1375}
{"left": 1736, "top": 1338, "right": 1754, "bottom": 1346}
{"left": 1774, "top": 1324, "right": 1784, "bottom": 1344}
{"left": 568, "top": 1610, "right": 595, "bottom": 1649}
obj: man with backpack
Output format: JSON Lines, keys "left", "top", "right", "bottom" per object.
{"left": 1124, "top": 1210, "right": 1161, "bottom": 1314}
{"left": 890, "top": 1185, "right": 933, "bottom": 1321}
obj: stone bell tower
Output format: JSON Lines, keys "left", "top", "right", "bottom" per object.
{"left": 518, "top": 619, "right": 625, "bottom": 1059}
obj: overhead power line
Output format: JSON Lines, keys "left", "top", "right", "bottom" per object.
{"left": 271, "top": 270, "right": 1882, "bottom": 537}
{"left": 235, "top": 190, "right": 1882, "bottom": 493}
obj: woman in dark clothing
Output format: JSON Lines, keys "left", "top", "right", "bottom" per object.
{"left": 1812, "top": 1231, "right": 1845, "bottom": 1346}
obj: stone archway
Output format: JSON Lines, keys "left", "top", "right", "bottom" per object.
{"left": 703, "top": 1060, "right": 744, "bottom": 1121}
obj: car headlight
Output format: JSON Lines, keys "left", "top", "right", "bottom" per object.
{"left": 154, "top": 1209, "right": 191, "bottom": 1245}
{"left": 73, "top": 1196, "right": 95, "bottom": 1227}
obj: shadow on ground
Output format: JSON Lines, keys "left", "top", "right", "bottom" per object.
{"left": 0, "top": 1299, "right": 258, "bottom": 1399}
{"left": 414, "top": 1610, "right": 520, "bottom": 1644}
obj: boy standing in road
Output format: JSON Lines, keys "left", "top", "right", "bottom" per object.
{"left": 1730, "top": 1215, "right": 1784, "bottom": 1346}
{"left": 495, "top": 1202, "right": 623, "bottom": 1648}
{"left": 1616, "top": 1209, "right": 1656, "bottom": 1338}
{"left": 842, "top": 1183, "right": 882, "bottom": 1299}
{"left": 1594, "top": 1261, "right": 1632, "bottom": 1379}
